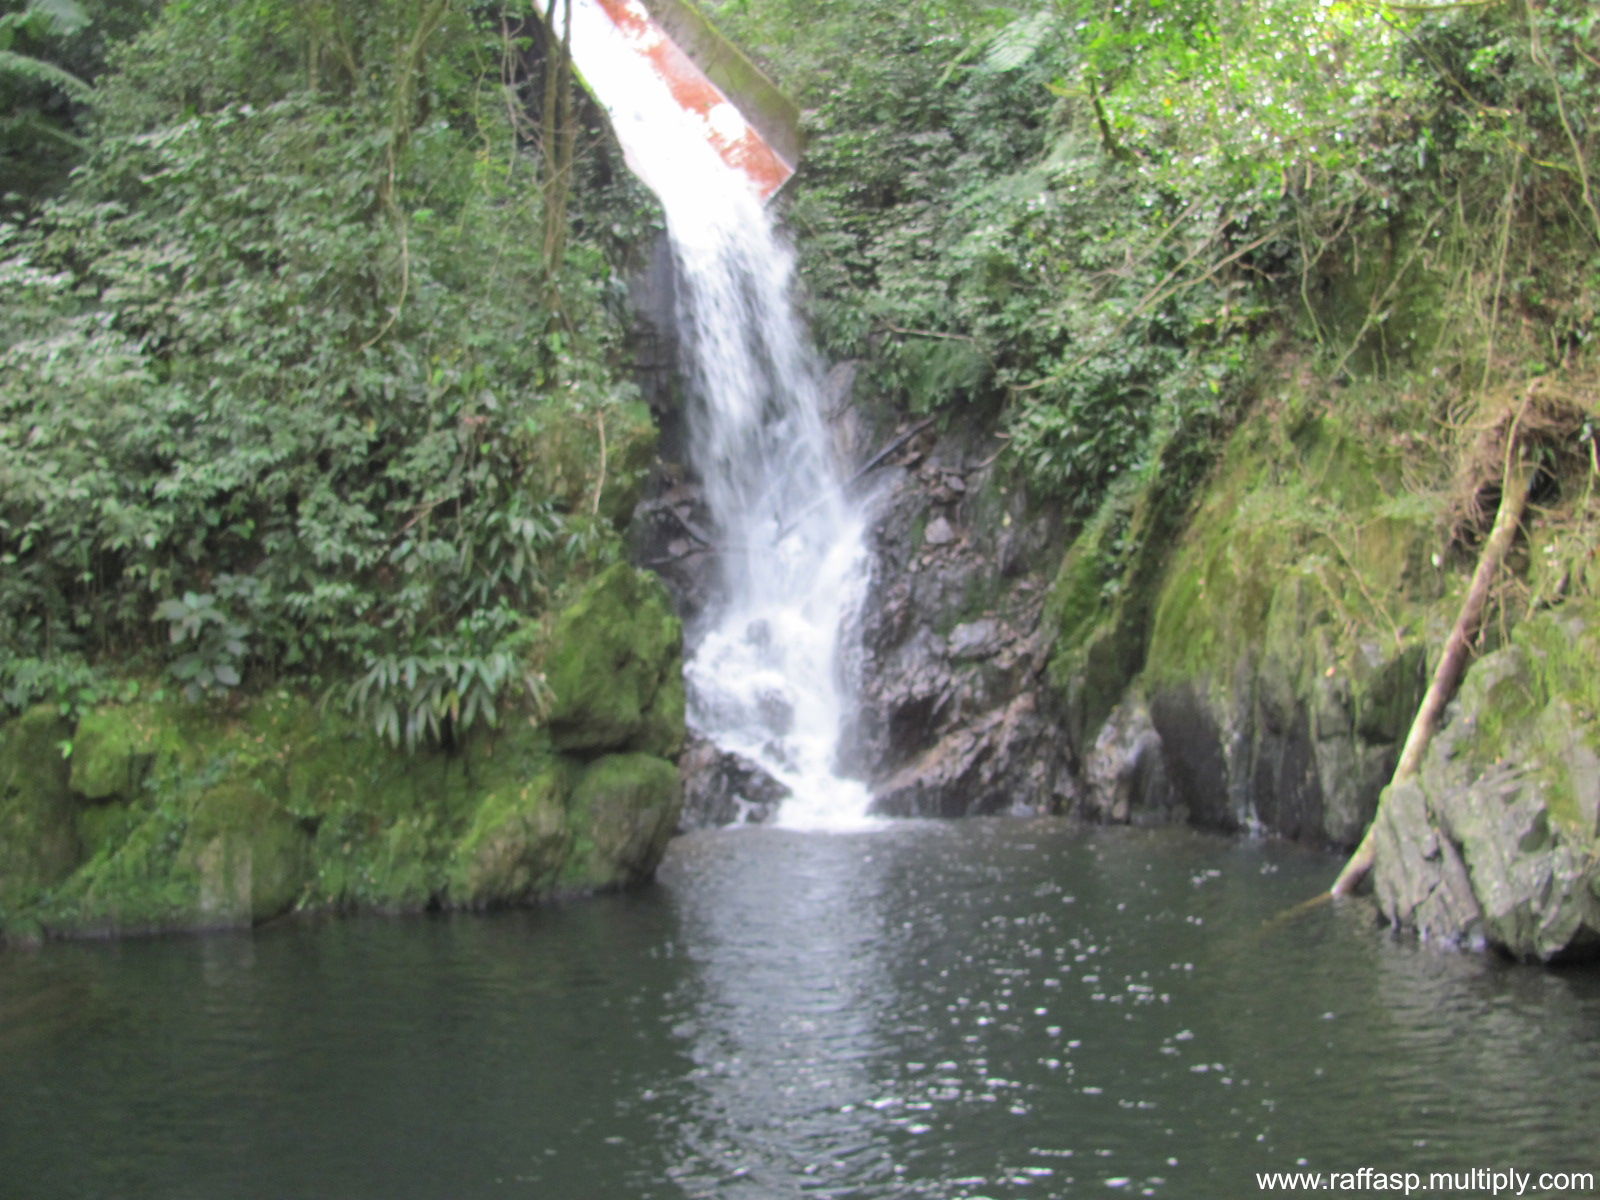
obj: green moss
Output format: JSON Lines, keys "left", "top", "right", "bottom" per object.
{"left": 68, "top": 704, "right": 177, "bottom": 801}
{"left": 1046, "top": 504, "right": 1124, "bottom": 653}
{"left": 1457, "top": 602, "right": 1600, "bottom": 834}
{"left": 560, "top": 753, "right": 681, "bottom": 891}
{"left": 1045, "top": 436, "right": 1203, "bottom": 746}
{"left": 6, "top": 630, "right": 689, "bottom": 938}
{"left": 74, "top": 801, "right": 139, "bottom": 864}
{"left": 0, "top": 706, "right": 80, "bottom": 919}
{"left": 1144, "top": 406, "right": 1445, "bottom": 691}
{"left": 204, "top": 692, "right": 472, "bottom": 913}
{"left": 181, "top": 781, "right": 310, "bottom": 925}
{"left": 299, "top": 764, "right": 468, "bottom": 912}
{"left": 450, "top": 764, "right": 574, "bottom": 906}
{"left": 44, "top": 798, "right": 194, "bottom": 935}
{"left": 1518, "top": 600, "right": 1600, "bottom": 728}
{"left": 545, "top": 564, "right": 686, "bottom": 756}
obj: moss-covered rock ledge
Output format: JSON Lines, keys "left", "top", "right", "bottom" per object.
{"left": 1041, "top": 389, "right": 1600, "bottom": 962}
{"left": 0, "top": 565, "right": 685, "bottom": 945}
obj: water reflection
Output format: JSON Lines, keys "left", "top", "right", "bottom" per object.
{"left": 655, "top": 828, "right": 904, "bottom": 1196}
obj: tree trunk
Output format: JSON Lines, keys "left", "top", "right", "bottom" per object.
{"left": 539, "top": 0, "right": 575, "bottom": 281}
{"left": 1329, "top": 454, "right": 1535, "bottom": 898}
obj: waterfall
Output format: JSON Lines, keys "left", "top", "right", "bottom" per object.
{"left": 567, "top": 0, "right": 877, "bottom": 829}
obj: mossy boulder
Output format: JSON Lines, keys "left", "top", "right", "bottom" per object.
{"left": 0, "top": 706, "right": 81, "bottom": 919}
{"left": 180, "top": 783, "right": 310, "bottom": 928}
{"left": 450, "top": 765, "right": 575, "bottom": 907}
{"left": 68, "top": 705, "right": 168, "bottom": 802}
{"left": 52, "top": 799, "right": 196, "bottom": 936}
{"left": 1139, "top": 408, "right": 1441, "bottom": 845}
{"left": 546, "top": 564, "right": 686, "bottom": 757}
{"left": 561, "top": 753, "right": 682, "bottom": 891}
{"left": 40, "top": 743, "right": 314, "bottom": 937}
{"left": 1373, "top": 607, "right": 1600, "bottom": 961}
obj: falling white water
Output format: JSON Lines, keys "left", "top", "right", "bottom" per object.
{"left": 568, "top": 0, "right": 879, "bottom": 829}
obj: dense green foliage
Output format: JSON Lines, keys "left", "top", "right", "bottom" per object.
{"left": 6, "top": 0, "right": 1597, "bottom": 755}
{"left": 713, "top": 0, "right": 1599, "bottom": 524}
{"left": 1, "top": 0, "right": 659, "bottom": 745}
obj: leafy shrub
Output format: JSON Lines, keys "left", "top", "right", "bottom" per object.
{"left": 721, "top": 0, "right": 1600, "bottom": 519}
{"left": 0, "top": 0, "right": 657, "bottom": 744}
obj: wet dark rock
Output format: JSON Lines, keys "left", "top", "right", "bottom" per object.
{"left": 629, "top": 482, "right": 720, "bottom": 626}
{"left": 1147, "top": 683, "right": 1239, "bottom": 832}
{"left": 678, "top": 735, "right": 791, "bottom": 830}
{"left": 841, "top": 404, "right": 1074, "bottom": 818}
{"left": 1372, "top": 638, "right": 1600, "bottom": 962}
{"left": 871, "top": 691, "right": 1070, "bottom": 818}
{"left": 1077, "top": 698, "right": 1178, "bottom": 825}
{"left": 1144, "top": 622, "right": 1426, "bottom": 846}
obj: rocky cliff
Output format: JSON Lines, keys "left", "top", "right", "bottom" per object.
{"left": 831, "top": 367, "right": 1599, "bottom": 963}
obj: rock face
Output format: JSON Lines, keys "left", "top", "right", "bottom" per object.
{"left": 0, "top": 565, "right": 687, "bottom": 943}
{"left": 1035, "top": 402, "right": 1600, "bottom": 960}
{"left": 677, "top": 735, "right": 789, "bottom": 829}
{"left": 843, "top": 410, "right": 1076, "bottom": 817}
{"left": 1077, "top": 697, "right": 1178, "bottom": 826}
{"left": 1132, "top": 415, "right": 1438, "bottom": 848}
{"left": 629, "top": 481, "right": 721, "bottom": 628}
{"left": 1371, "top": 613, "right": 1600, "bottom": 962}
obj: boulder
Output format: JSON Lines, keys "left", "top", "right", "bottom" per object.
{"left": 564, "top": 753, "right": 683, "bottom": 890}
{"left": 450, "top": 767, "right": 574, "bottom": 907}
{"left": 181, "top": 784, "right": 310, "bottom": 929}
{"left": 678, "top": 735, "right": 790, "bottom": 829}
{"left": 545, "top": 563, "right": 687, "bottom": 757}
{"left": 1373, "top": 626, "right": 1600, "bottom": 962}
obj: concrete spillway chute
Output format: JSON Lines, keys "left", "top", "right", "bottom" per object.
{"left": 568, "top": 0, "right": 799, "bottom": 201}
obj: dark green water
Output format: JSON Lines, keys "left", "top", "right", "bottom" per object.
{"left": 3, "top": 820, "right": 1598, "bottom": 1199}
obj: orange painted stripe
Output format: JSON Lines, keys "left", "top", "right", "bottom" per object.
{"left": 588, "top": 0, "right": 794, "bottom": 200}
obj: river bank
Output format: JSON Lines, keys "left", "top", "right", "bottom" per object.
{"left": 0, "top": 565, "right": 685, "bottom": 944}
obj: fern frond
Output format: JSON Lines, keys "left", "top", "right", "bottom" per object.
{"left": 0, "top": 49, "right": 92, "bottom": 98}
{"left": 25, "top": 0, "right": 90, "bottom": 38}
{"left": 979, "top": 9, "right": 1059, "bottom": 74}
